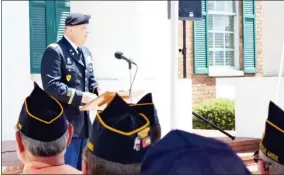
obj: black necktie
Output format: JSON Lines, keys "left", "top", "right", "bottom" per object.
{"left": 77, "top": 48, "right": 82, "bottom": 55}
{"left": 77, "top": 47, "right": 85, "bottom": 65}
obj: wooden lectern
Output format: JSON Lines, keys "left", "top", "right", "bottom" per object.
{"left": 80, "top": 90, "right": 148, "bottom": 111}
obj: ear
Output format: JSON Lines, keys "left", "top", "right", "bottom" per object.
{"left": 66, "top": 123, "right": 74, "bottom": 146}
{"left": 15, "top": 131, "right": 25, "bottom": 153}
{"left": 82, "top": 159, "right": 89, "bottom": 174}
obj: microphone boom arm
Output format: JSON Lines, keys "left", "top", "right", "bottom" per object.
{"left": 128, "top": 60, "right": 138, "bottom": 103}
{"left": 114, "top": 51, "right": 138, "bottom": 103}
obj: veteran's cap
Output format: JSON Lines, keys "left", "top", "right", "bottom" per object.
{"left": 65, "top": 13, "right": 91, "bottom": 26}
{"left": 87, "top": 94, "right": 152, "bottom": 164}
{"left": 259, "top": 101, "right": 284, "bottom": 165}
{"left": 140, "top": 129, "right": 251, "bottom": 174}
{"left": 130, "top": 93, "right": 160, "bottom": 127}
{"left": 17, "top": 82, "right": 67, "bottom": 142}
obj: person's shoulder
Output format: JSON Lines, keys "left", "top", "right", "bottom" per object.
{"left": 43, "top": 43, "right": 62, "bottom": 56}
{"left": 64, "top": 165, "right": 82, "bottom": 174}
{"left": 46, "top": 43, "right": 60, "bottom": 51}
{"left": 48, "top": 43, "right": 59, "bottom": 48}
{"left": 81, "top": 46, "right": 92, "bottom": 54}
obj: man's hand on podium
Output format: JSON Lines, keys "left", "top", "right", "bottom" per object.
{"left": 97, "top": 88, "right": 107, "bottom": 96}
{"left": 79, "top": 92, "right": 100, "bottom": 112}
{"left": 81, "top": 92, "right": 98, "bottom": 104}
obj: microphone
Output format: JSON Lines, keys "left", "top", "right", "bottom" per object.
{"left": 114, "top": 51, "right": 138, "bottom": 103}
{"left": 114, "top": 51, "right": 137, "bottom": 69}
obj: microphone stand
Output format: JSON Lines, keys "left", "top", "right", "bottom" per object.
{"left": 128, "top": 62, "right": 133, "bottom": 103}
{"left": 127, "top": 60, "right": 138, "bottom": 104}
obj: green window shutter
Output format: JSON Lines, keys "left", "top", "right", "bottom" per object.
{"left": 29, "top": 1, "right": 48, "bottom": 74}
{"left": 29, "top": 0, "right": 70, "bottom": 74}
{"left": 55, "top": 0, "right": 70, "bottom": 41}
{"left": 242, "top": 0, "right": 256, "bottom": 73}
{"left": 193, "top": 0, "right": 208, "bottom": 74}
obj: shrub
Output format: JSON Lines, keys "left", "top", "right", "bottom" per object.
{"left": 192, "top": 98, "right": 235, "bottom": 130}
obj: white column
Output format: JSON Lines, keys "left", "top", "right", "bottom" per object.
{"left": 170, "top": 0, "right": 179, "bottom": 130}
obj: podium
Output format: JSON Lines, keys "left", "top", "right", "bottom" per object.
{"left": 80, "top": 90, "right": 148, "bottom": 111}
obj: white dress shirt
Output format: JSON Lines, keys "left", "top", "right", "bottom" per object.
{"left": 64, "top": 35, "right": 78, "bottom": 54}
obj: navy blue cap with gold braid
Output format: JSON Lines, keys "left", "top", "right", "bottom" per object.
{"left": 141, "top": 129, "right": 251, "bottom": 174}
{"left": 65, "top": 13, "right": 91, "bottom": 26}
{"left": 129, "top": 93, "right": 160, "bottom": 127}
{"left": 87, "top": 93, "right": 152, "bottom": 164}
{"left": 260, "top": 101, "right": 284, "bottom": 165}
{"left": 17, "top": 82, "right": 67, "bottom": 142}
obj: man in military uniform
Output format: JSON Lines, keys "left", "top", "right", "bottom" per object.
{"left": 253, "top": 101, "right": 284, "bottom": 174}
{"left": 140, "top": 129, "right": 251, "bottom": 174}
{"left": 40, "top": 13, "right": 99, "bottom": 170}
{"left": 15, "top": 82, "right": 81, "bottom": 174}
{"left": 82, "top": 94, "right": 153, "bottom": 175}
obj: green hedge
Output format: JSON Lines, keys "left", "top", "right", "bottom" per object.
{"left": 192, "top": 98, "right": 235, "bottom": 130}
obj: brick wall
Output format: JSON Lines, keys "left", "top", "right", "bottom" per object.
{"left": 178, "top": 1, "right": 263, "bottom": 106}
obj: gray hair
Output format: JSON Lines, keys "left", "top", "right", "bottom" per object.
{"left": 82, "top": 147, "right": 141, "bottom": 175}
{"left": 19, "top": 130, "right": 69, "bottom": 157}
{"left": 259, "top": 149, "right": 284, "bottom": 174}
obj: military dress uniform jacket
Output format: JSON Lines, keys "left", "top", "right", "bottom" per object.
{"left": 40, "top": 36, "right": 99, "bottom": 138}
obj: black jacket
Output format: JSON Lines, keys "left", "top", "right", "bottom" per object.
{"left": 40, "top": 36, "right": 99, "bottom": 138}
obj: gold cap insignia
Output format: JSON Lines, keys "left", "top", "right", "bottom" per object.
{"left": 138, "top": 127, "right": 150, "bottom": 138}
{"left": 66, "top": 75, "right": 71, "bottom": 82}
{"left": 87, "top": 141, "right": 94, "bottom": 152}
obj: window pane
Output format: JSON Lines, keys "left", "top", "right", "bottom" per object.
{"left": 215, "top": 51, "right": 224, "bottom": 66}
{"left": 225, "top": 16, "right": 234, "bottom": 32}
{"left": 225, "top": 33, "right": 234, "bottom": 49}
{"left": 215, "top": 33, "right": 224, "bottom": 48}
{"left": 214, "top": 15, "right": 227, "bottom": 31}
{"left": 225, "top": 51, "right": 235, "bottom": 66}
{"left": 208, "top": 15, "right": 213, "bottom": 31}
{"left": 215, "top": 1, "right": 225, "bottom": 11}
{"left": 208, "top": 33, "right": 213, "bottom": 49}
{"left": 208, "top": 1, "right": 215, "bottom": 11}
{"left": 209, "top": 51, "right": 214, "bottom": 66}
{"left": 214, "top": 15, "right": 234, "bottom": 32}
{"left": 226, "top": 1, "right": 235, "bottom": 13}
{"left": 210, "top": 1, "right": 235, "bottom": 13}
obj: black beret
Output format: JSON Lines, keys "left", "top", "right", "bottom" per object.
{"left": 129, "top": 93, "right": 160, "bottom": 127}
{"left": 260, "top": 101, "right": 284, "bottom": 165}
{"left": 17, "top": 82, "right": 67, "bottom": 142}
{"left": 87, "top": 94, "right": 152, "bottom": 164}
{"left": 65, "top": 13, "right": 91, "bottom": 26}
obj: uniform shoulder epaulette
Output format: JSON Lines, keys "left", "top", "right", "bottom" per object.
{"left": 47, "top": 43, "right": 59, "bottom": 49}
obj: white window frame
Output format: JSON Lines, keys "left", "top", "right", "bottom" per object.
{"left": 208, "top": 1, "right": 244, "bottom": 77}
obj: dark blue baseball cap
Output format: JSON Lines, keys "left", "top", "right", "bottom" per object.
{"left": 141, "top": 129, "right": 251, "bottom": 174}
